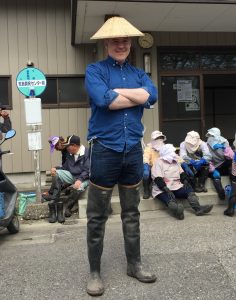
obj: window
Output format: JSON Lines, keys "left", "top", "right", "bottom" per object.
{"left": 0, "top": 76, "right": 12, "bottom": 108}
{"left": 40, "top": 76, "right": 88, "bottom": 108}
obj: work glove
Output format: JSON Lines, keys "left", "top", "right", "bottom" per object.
{"left": 143, "top": 163, "right": 151, "bottom": 178}
{"left": 181, "top": 162, "right": 194, "bottom": 177}
{"left": 212, "top": 169, "right": 221, "bottom": 179}
{"left": 194, "top": 158, "right": 207, "bottom": 171}
{"left": 213, "top": 143, "right": 225, "bottom": 150}
{"left": 163, "top": 186, "right": 175, "bottom": 201}
{"left": 189, "top": 159, "right": 197, "bottom": 166}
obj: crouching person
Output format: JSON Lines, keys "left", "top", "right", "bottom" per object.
{"left": 151, "top": 144, "right": 213, "bottom": 220}
{"left": 224, "top": 137, "right": 236, "bottom": 217}
{"left": 42, "top": 135, "right": 89, "bottom": 223}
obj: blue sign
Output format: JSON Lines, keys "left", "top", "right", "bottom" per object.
{"left": 16, "top": 67, "right": 47, "bottom": 97}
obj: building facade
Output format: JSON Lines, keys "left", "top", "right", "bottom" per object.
{"left": 1, "top": 0, "right": 236, "bottom": 173}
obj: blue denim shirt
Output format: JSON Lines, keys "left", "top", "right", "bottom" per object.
{"left": 85, "top": 56, "right": 158, "bottom": 152}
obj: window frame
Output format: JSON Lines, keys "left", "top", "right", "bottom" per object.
{"left": 0, "top": 75, "right": 12, "bottom": 109}
{"left": 41, "top": 74, "right": 89, "bottom": 109}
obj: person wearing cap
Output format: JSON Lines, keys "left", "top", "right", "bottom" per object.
{"left": 42, "top": 136, "right": 69, "bottom": 204}
{"left": 0, "top": 104, "right": 12, "bottom": 169}
{"left": 179, "top": 131, "right": 212, "bottom": 193}
{"left": 42, "top": 135, "right": 89, "bottom": 223}
{"left": 206, "top": 127, "right": 234, "bottom": 200}
{"left": 142, "top": 130, "right": 166, "bottom": 199}
{"left": 152, "top": 144, "right": 213, "bottom": 220}
{"left": 85, "top": 16, "right": 157, "bottom": 296}
{"left": 48, "top": 136, "right": 68, "bottom": 165}
{"left": 224, "top": 134, "right": 236, "bottom": 217}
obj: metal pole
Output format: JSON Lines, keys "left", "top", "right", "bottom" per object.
{"left": 31, "top": 124, "right": 42, "bottom": 203}
{"left": 34, "top": 148, "right": 41, "bottom": 202}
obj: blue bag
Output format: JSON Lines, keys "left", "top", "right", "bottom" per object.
{"left": 18, "top": 192, "right": 36, "bottom": 216}
{"left": 0, "top": 192, "right": 5, "bottom": 218}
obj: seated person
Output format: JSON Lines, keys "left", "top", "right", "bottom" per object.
{"left": 0, "top": 104, "right": 12, "bottom": 169}
{"left": 48, "top": 135, "right": 69, "bottom": 165}
{"left": 151, "top": 144, "right": 213, "bottom": 220}
{"left": 42, "top": 135, "right": 89, "bottom": 223}
{"left": 180, "top": 131, "right": 212, "bottom": 193}
{"left": 206, "top": 127, "right": 234, "bottom": 200}
{"left": 224, "top": 136, "right": 236, "bottom": 217}
{"left": 143, "top": 130, "right": 166, "bottom": 199}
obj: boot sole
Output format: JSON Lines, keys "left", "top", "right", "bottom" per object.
{"left": 127, "top": 272, "right": 157, "bottom": 283}
{"left": 86, "top": 288, "right": 104, "bottom": 296}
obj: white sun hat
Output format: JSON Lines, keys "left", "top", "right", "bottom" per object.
{"left": 90, "top": 17, "right": 144, "bottom": 40}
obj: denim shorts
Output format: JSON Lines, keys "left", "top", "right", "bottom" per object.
{"left": 90, "top": 142, "right": 143, "bottom": 188}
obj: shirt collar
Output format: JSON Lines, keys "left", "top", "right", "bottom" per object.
{"left": 106, "top": 56, "right": 129, "bottom": 67}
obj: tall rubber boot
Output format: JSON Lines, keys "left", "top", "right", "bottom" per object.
{"left": 167, "top": 199, "right": 184, "bottom": 220}
{"left": 187, "top": 192, "right": 213, "bottom": 216}
{"left": 48, "top": 202, "right": 57, "bottom": 223}
{"left": 86, "top": 183, "right": 113, "bottom": 296}
{"left": 212, "top": 178, "right": 225, "bottom": 200}
{"left": 65, "top": 190, "right": 80, "bottom": 218}
{"left": 42, "top": 176, "right": 62, "bottom": 202}
{"left": 195, "top": 166, "right": 209, "bottom": 193}
{"left": 143, "top": 178, "right": 151, "bottom": 199}
{"left": 119, "top": 184, "right": 157, "bottom": 283}
{"left": 224, "top": 181, "right": 236, "bottom": 217}
{"left": 57, "top": 202, "right": 65, "bottom": 223}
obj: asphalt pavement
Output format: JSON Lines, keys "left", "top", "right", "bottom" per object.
{"left": 0, "top": 205, "right": 236, "bottom": 300}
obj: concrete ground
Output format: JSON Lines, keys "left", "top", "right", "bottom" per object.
{"left": 0, "top": 205, "right": 236, "bottom": 300}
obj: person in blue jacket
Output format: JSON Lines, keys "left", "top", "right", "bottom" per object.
{"left": 85, "top": 17, "right": 157, "bottom": 296}
{"left": 42, "top": 135, "right": 89, "bottom": 223}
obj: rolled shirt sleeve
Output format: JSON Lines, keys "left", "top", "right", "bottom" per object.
{"left": 85, "top": 64, "right": 119, "bottom": 108}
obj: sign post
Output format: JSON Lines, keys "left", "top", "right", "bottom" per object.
{"left": 16, "top": 62, "right": 46, "bottom": 202}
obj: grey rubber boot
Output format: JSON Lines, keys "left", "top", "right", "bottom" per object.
{"left": 65, "top": 190, "right": 81, "bottom": 217}
{"left": 224, "top": 181, "right": 236, "bottom": 217}
{"left": 42, "top": 176, "right": 62, "bottom": 202}
{"left": 187, "top": 192, "right": 213, "bottom": 216}
{"left": 48, "top": 202, "right": 57, "bottom": 223}
{"left": 143, "top": 178, "right": 151, "bottom": 199}
{"left": 167, "top": 199, "right": 184, "bottom": 220}
{"left": 119, "top": 184, "right": 157, "bottom": 283}
{"left": 57, "top": 202, "right": 65, "bottom": 223}
{"left": 86, "top": 183, "right": 113, "bottom": 296}
{"left": 195, "top": 166, "right": 208, "bottom": 193}
{"left": 212, "top": 178, "right": 225, "bottom": 200}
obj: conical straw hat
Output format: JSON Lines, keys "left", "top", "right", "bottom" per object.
{"left": 90, "top": 17, "right": 144, "bottom": 40}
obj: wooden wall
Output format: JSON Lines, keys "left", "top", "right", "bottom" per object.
{"left": 1, "top": 0, "right": 236, "bottom": 173}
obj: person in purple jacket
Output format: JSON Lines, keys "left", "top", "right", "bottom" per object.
{"left": 42, "top": 135, "right": 89, "bottom": 223}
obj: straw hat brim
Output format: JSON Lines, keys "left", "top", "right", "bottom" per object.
{"left": 90, "top": 17, "right": 144, "bottom": 40}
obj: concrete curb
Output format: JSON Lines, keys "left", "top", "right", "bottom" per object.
{"left": 16, "top": 177, "right": 230, "bottom": 220}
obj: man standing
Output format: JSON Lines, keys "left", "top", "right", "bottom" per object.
{"left": 85, "top": 17, "right": 157, "bottom": 296}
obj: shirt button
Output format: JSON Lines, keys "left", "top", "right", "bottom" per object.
{"left": 125, "top": 113, "right": 127, "bottom": 116}
{"left": 123, "top": 77, "right": 126, "bottom": 80}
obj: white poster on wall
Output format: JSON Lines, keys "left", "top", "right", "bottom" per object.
{"left": 185, "top": 89, "right": 200, "bottom": 111}
{"left": 177, "top": 80, "right": 192, "bottom": 102}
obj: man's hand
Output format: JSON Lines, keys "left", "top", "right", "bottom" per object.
{"left": 73, "top": 180, "right": 82, "bottom": 190}
{"left": 50, "top": 167, "right": 57, "bottom": 176}
{"left": 213, "top": 143, "right": 225, "bottom": 150}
